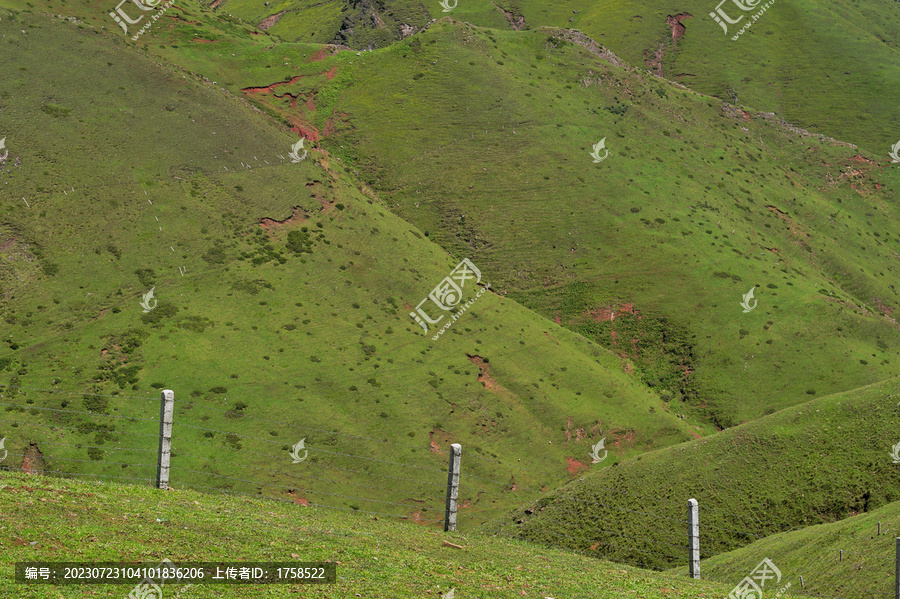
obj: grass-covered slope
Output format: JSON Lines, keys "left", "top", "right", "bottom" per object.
{"left": 691, "top": 498, "right": 900, "bottom": 599}
{"left": 494, "top": 376, "right": 900, "bottom": 571}
{"left": 211, "top": 0, "right": 900, "bottom": 156}
{"left": 551, "top": 0, "right": 900, "bottom": 156}
{"left": 0, "top": 470, "right": 769, "bottom": 599}
{"left": 0, "top": 7, "right": 701, "bottom": 527}
{"left": 224, "top": 0, "right": 900, "bottom": 156}
{"left": 22, "top": 0, "right": 900, "bottom": 432}
{"left": 302, "top": 19, "right": 900, "bottom": 428}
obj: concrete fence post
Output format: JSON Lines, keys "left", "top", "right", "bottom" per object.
{"left": 444, "top": 443, "right": 461, "bottom": 532}
{"left": 688, "top": 498, "right": 700, "bottom": 579}
{"left": 156, "top": 389, "right": 174, "bottom": 490}
{"left": 895, "top": 537, "right": 899, "bottom": 599}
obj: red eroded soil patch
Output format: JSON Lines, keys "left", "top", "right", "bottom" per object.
{"left": 21, "top": 444, "right": 45, "bottom": 474}
{"left": 566, "top": 457, "right": 589, "bottom": 474}
{"left": 466, "top": 354, "right": 509, "bottom": 395}
{"left": 407, "top": 508, "right": 440, "bottom": 525}
{"left": 611, "top": 429, "right": 637, "bottom": 449}
{"left": 258, "top": 10, "right": 286, "bottom": 31}
{"left": 667, "top": 13, "right": 692, "bottom": 42}
{"left": 259, "top": 206, "right": 310, "bottom": 232}
{"left": 241, "top": 71, "right": 348, "bottom": 143}
{"left": 305, "top": 45, "right": 350, "bottom": 63}
{"left": 429, "top": 430, "right": 450, "bottom": 455}
{"left": 242, "top": 75, "right": 306, "bottom": 96}
{"left": 493, "top": 2, "right": 526, "bottom": 30}
{"left": 286, "top": 491, "right": 309, "bottom": 506}
{"left": 307, "top": 47, "right": 328, "bottom": 62}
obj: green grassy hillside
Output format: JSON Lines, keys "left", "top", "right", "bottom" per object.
{"left": 285, "top": 18, "right": 900, "bottom": 428}
{"left": 495, "top": 376, "right": 900, "bottom": 573}
{"left": 37, "top": 0, "right": 900, "bottom": 431}
{"left": 213, "top": 0, "right": 900, "bottom": 156}
{"left": 692, "top": 497, "right": 900, "bottom": 599}
{"left": 0, "top": 470, "right": 780, "bottom": 598}
{"left": 3, "top": 2, "right": 900, "bottom": 598}
{"left": 0, "top": 6, "right": 703, "bottom": 529}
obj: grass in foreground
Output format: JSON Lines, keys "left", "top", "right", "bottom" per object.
{"left": 1, "top": 470, "right": 764, "bottom": 598}
{"left": 694, "top": 497, "right": 900, "bottom": 599}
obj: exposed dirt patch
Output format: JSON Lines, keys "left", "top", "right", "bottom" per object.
{"left": 242, "top": 75, "right": 306, "bottom": 96}
{"left": 564, "top": 417, "right": 587, "bottom": 442}
{"left": 667, "top": 13, "right": 692, "bottom": 42}
{"left": 407, "top": 505, "right": 440, "bottom": 525}
{"left": 428, "top": 430, "right": 449, "bottom": 455}
{"left": 466, "top": 354, "right": 509, "bottom": 396}
{"left": 209, "top": 0, "right": 224, "bottom": 7}
{"left": 766, "top": 205, "right": 809, "bottom": 241}
{"left": 286, "top": 490, "right": 308, "bottom": 506}
{"left": 566, "top": 457, "right": 589, "bottom": 474}
{"left": 644, "top": 14, "right": 691, "bottom": 76}
{"left": 259, "top": 206, "right": 310, "bottom": 232}
{"left": 610, "top": 429, "right": 637, "bottom": 450}
{"left": 258, "top": 10, "right": 286, "bottom": 31}
{"left": 493, "top": 3, "right": 526, "bottom": 30}
{"left": 21, "top": 443, "right": 45, "bottom": 474}
{"left": 872, "top": 297, "right": 900, "bottom": 328}
{"left": 548, "top": 29, "right": 628, "bottom": 69}
{"left": 241, "top": 71, "right": 349, "bottom": 142}
{"left": 306, "top": 180, "right": 335, "bottom": 213}
{"left": 644, "top": 44, "right": 666, "bottom": 77}
{"left": 306, "top": 45, "right": 350, "bottom": 63}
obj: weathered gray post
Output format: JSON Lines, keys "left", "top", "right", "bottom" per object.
{"left": 688, "top": 498, "right": 700, "bottom": 579}
{"left": 444, "top": 443, "right": 461, "bottom": 532}
{"left": 895, "top": 538, "right": 900, "bottom": 599}
{"left": 156, "top": 390, "right": 174, "bottom": 490}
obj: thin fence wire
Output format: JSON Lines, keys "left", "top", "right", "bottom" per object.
{"left": 0, "top": 402, "right": 157, "bottom": 421}
{"left": 0, "top": 384, "right": 158, "bottom": 402}
{"left": 168, "top": 466, "right": 444, "bottom": 512}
